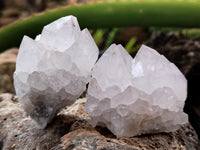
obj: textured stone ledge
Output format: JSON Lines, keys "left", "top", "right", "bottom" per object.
{"left": 0, "top": 93, "right": 199, "bottom": 150}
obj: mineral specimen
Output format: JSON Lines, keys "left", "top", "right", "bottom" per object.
{"left": 14, "top": 16, "right": 99, "bottom": 128}
{"left": 84, "top": 44, "right": 188, "bottom": 138}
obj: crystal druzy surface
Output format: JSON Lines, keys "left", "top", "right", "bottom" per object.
{"left": 85, "top": 44, "right": 188, "bottom": 138}
{"left": 14, "top": 16, "right": 99, "bottom": 128}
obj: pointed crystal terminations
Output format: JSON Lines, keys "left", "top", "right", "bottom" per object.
{"left": 84, "top": 44, "right": 188, "bottom": 138}
{"left": 14, "top": 16, "right": 99, "bottom": 128}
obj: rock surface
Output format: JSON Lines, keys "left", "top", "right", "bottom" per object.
{"left": 85, "top": 44, "right": 188, "bottom": 138}
{"left": 0, "top": 48, "right": 18, "bottom": 93}
{"left": 0, "top": 93, "right": 199, "bottom": 150}
{"left": 14, "top": 15, "right": 99, "bottom": 128}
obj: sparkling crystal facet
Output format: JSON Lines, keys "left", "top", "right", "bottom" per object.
{"left": 85, "top": 44, "right": 187, "bottom": 137}
{"left": 14, "top": 16, "right": 99, "bottom": 128}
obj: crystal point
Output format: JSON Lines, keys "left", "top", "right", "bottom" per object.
{"left": 14, "top": 16, "right": 99, "bottom": 128}
{"left": 85, "top": 44, "right": 188, "bottom": 137}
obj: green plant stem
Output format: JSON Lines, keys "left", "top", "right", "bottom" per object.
{"left": 93, "top": 29, "right": 106, "bottom": 46}
{"left": 104, "top": 28, "right": 118, "bottom": 49}
{"left": 1, "top": 0, "right": 200, "bottom": 51}
{"left": 125, "top": 37, "right": 137, "bottom": 52}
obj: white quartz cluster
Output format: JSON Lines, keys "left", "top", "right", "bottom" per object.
{"left": 14, "top": 16, "right": 99, "bottom": 128}
{"left": 84, "top": 44, "right": 188, "bottom": 138}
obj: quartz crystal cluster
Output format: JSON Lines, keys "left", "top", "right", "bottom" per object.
{"left": 14, "top": 16, "right": 99, "bottom": 128}
{"left": 84, "top": 44, "right": 188, "bottom": 138}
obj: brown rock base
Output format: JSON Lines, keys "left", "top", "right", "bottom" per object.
{"left": 0, "top": 93, "right": 200, "bottom": 150}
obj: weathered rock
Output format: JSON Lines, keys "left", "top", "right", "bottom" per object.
{"left": 0, "top": 48, "right": 18, "bottom": 64}
{"left": 184, "top": 62, "right": 200, "bottom": 139}
{"left": 0, "top": 93, "right": 199, "bottom": 150}
{"left": 0, "top": 48, "right": 18, "bottom": 93}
